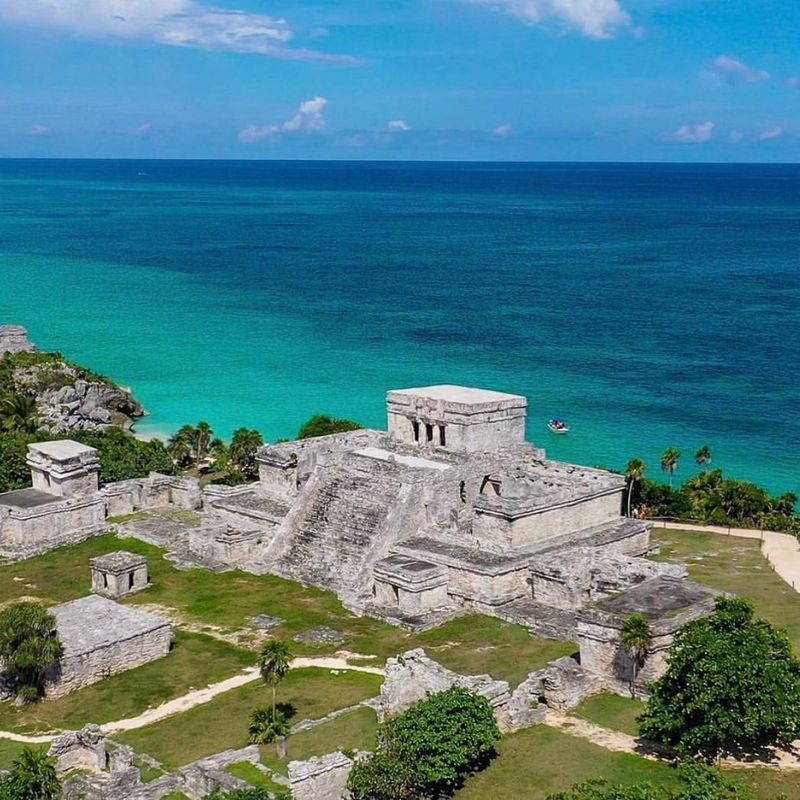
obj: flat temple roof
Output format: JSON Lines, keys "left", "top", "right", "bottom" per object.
{"left": 0, "top": 487, "right": 60, "bottom": 509}
{"left": 388, "top": 385, "right": 526, "bottom": 405}
{"left": 28, "top": 440, "right": 98, "bottom": 460}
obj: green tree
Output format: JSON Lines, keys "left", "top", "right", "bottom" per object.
{"left": 694, "top": 445, "right": 712, "bottom": 468}
{"left": 639, "top": 597, "right": 800, "bottom": 759}
{"left": 624, "top": 458, "right": 646, "bottom": 518}
{"left": 257, "top": 639, "right": 292, "bottom": 718}
{"left": 348, "top": 686, "right": 500, "bottom": 799}
{"left": 167, "top": 424, "right": 196, "bottom": 468}
{"left": 229, "top": 428, "right": 264, "bottom": 478}
{"left": 208, "top": 788, "right": 290, "bottom": 800}
{"left": 297, "top": 414, "right": 362, "bottom": 440}
{"left": 0, "top": 602, "right": 62, "bottom": 703}
{"left": 0, "top": 748, "right": 61, "bottom": 800}
{"left": 194, "top": 421, "right": 214, "bottom": 463}
{"left": 619, "top": 613, "right": 652, "bottom": 699}
{"left": 660, "top": 448, "right": 681, "bottom": 489}
{"left": 248, "top": 706, "right": 290, "bottom": 757}
{"left": 0, "top": 394, "right": 39, "bottom": 434}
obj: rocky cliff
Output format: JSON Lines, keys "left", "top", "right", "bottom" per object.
{"left": 0, "top": 325, "right": 146, "bottom": 432}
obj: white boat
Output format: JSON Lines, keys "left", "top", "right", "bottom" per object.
{"left": 547, "top": 419, "right": 570, "bottom": 434}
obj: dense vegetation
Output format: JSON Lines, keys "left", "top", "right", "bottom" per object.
{"left": 638, "top": 597, "right": 800, "bottom": 759}
{"left": 0, "top": 428, "right": 175, "bottom": 494}
{"left": 0, "top": 603, "right": 62, "bottom": 703}
{"left": 297, "top": 414, "right": 362, "bottom": 439}
{"left": 624, "top": 448, "right": 798, "bottom": 533}
{"left": 549, "top": 761, "right": 772, "bottom": 800}
{"left": 208, "top": 789, "right": 289, "bottom": 800}
{"left": 348, "top": 686, "right": 500, "bottom": 800}
{"left": 0, "top": 351, "right": 117, "bottom": 397}
{"left": 0, "top": 748, "right": 60, "bottom": 800}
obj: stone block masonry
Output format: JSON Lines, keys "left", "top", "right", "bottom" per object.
{"left": 44, "top": 595, "right": 172, "bottom": 698}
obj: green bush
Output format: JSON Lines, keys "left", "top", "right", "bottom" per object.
{"left": 297, "top": 414, "right": 362, "bottom": 440}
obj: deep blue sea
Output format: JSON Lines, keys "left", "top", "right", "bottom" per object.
{"left": 0, "top": 160, "right": 798, "bottom": 494}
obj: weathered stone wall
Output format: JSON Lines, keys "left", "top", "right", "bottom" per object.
{"left": 103, "top": 473, "right": 201, "bottom": 517}
{"left": 48, "top": 624, "right": 172, "bottom": 698}
{"left": 0, "top": 495, "right": 106, "bottom": 559}
{"left": 446, "top": 564, "right": 529, "bottom": 607}
{"left": 289, "top": 752, "right": 354, "bottom": 800}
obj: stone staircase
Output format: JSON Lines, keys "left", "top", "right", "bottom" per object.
{"left": 275, "top": 459, "right": 407, "bottom": 598}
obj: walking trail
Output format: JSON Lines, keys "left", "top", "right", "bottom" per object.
{"left": 653, "top": 520, "right": 800, "bottom": 592}
{"left": 0, "top": 657, "right": 384, "bottom": 743}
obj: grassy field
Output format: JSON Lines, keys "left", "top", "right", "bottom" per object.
{"left": 117, "top": 667, "right": 382, "bottom": 769}
{"left": 225, "top": 761, "right": 286, "bottom": 793}
{"left": 573, "top": 693, "right": 643, "bottom": 737}
{"left": 0, "top": 631, "right": 253, "bottom": 734}
{"left": 651, "top": 528, "right": 800, "bottom": 650}
{"left": 455, "top": 726, "right": 800, "bottom": 800}
{"left": 261, "top": 706, "right": 378, "bottom": 775}
{"left": 0, "top": 532, "right": 572, "bottom": 686}
{"left": 0, "top": 739, "right": 43, "bottom": 770}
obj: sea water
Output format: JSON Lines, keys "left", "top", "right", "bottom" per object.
{"left": 0, "top": 160, "right": 797, "bottom": 493}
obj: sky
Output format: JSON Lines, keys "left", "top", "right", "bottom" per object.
{"left": 0, "top": 0, "right": 798, "bottom": 161}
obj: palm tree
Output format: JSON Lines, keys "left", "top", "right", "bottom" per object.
{"left": 0, "top": 394, "right": 39, "bottom": 433}
{"left": 624, "top": 458, "right": 646, "bottom": 518}
{"left": 0, "top": 601, "right": 62, "bottom": 703}
{"left": 660, "top": 447, "right": 681, "bottom": 489}
{"left": 248, "top": 706, "right": 290, "bottom": 757}
{"left": 258, "top": 639, "right": 293, "bottom": 718}
{"left": 193, "top": 421, "right": 214, "bottom": 464}
{"left": 230, "top": 427, "right": 264, "bottom": 477}
{"left": 6, "top": 748, "right": 60, "bottom": 799}
{"left": 695, "top": 445, "right": 712, "bottom": 468}
{"left": 619, "top": 613, "right": 652, "bottom": 699}
{"left": 167, "top": 425, "right": 196, "bottom": 468}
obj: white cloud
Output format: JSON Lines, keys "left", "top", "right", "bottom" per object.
{"left": 387, "top": 119, "right": 410, "bottom": 131}
{"left": 0, "top": 0, "right": 356, "bottom": 62}
{"left": 29, "top": 124, "right": 48, "bottom": 136}
{"left": 492, "top": 123, "right": 513, "bottom": 136}
{"left": 711, "top": 55, "right": 770, "bottom": 84}
{"left": 759, "top": 126, "right": 784, "bottom": 141}
{"left": 729, "top": 130, "right": 744, "bottom": 143}
{"left": 239, "top": 96, "right": 328, "bottom": 142}
{"left": 136, "top": 122, "right": 152, "bottom": 135}
{"left": 787, "top": 77, "right": 800, "bottom": 89}
{"left": 670, "top": 121, "right": 714, "bottom": 143}
{"left": 466, "top": 0, "right": 631, "bottom": 39}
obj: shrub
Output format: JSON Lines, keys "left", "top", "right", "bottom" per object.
{"left": 297, "top": 414, "right": 362, "bottom": 439}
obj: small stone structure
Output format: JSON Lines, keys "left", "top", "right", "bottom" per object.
{"left": 0, "top": 440, "right": 201, "bottom": 561}
{"left": 43, "top": 595, "right": 171, "bottom": 697}
{"left": 577, "top": 576, "right": 719, "bottom": 692}
{"left": 49, "top": 725, "right": 111, "bottom": 773}
{"left": 373, "top": 554, "right": 449, "bottom": 615}
{"left": 91, "top": 551, "right": 149, "bottom": 598}
{"left": 0, "top": 324, "right": 36, "bottom": 355}
{"left": 289, "top": 752, "right": 354, "bottom": 800}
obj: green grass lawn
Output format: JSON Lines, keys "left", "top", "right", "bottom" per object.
{"left": 0, "top": 631, "right": 253, "bottom": 734}
{"left": 0, "top": 532, "right": 572, "bottom": 686}
{"left": 573, "top": 693, "right": 643, "bottom": 737}
{"left": 652, "top": 529, "right": 800, "bottom": 650}
{"left": 261, "top": 706, "right": 378, "bottom": 776}
{"left": 117, "top": 667, "right": 382, "bottom": 769}
{"left": 225, "top": 760, "right": 286, "bottom": 793}
{"left": 0, "top": 739, "right": 44, "bottom": 770}
{"left": 455, "top": 726, "right": 800, "bottom": 800}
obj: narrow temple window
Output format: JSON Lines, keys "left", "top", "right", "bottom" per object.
{"left": 425, "top": 423, "right": 434, "bottom": 442}
{"left": 439, "top": 425, "right": 446, "bottom": 446}
{"left": 412, "top": 420, "right": 420, "bottom": 442}
{"left": 459, "top": 481, "right": 466, "bottom": 503}
{"left": 129, "top": 572, "right": 135, "bottom": 590}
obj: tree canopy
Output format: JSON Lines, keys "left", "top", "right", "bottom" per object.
{"left": 0, "top": 602, "right": 62, "bottom": 703}
{"left": 348, "top": 686, "right": 500, "bottom": 799}
{"left": 0, "top": 747, "right": 61, "bottom": 800}
{"left": 638, "top": 597, "right": 800, "bottom": 759}
{"left": 297, "top": 414, "right": 362, "bottom": 440}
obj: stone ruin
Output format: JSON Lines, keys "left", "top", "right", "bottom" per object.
{"left": 0, "top": 595, "right": 173, "bottom": 700}
{"left": 0, "top": 440, "right": 201, "bottom": 560}
{"left": 198, "top": 383, "right": 702, "bottom": 641}
{"left": 289, "top": 752, "right": 354, "bottom": 800}
{"left": 91, "top": 551, "right": 149, "bottom": 598}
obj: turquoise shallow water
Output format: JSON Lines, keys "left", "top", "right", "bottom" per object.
{"left": 0, "top": 160, "right": 798, "bottom": 494}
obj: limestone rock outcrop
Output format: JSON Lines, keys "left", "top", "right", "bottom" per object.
{"left": 0, "top": 324, "right": 36, "bottom": 355}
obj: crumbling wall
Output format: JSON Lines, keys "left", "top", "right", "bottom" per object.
{"left": 289, "top": 752, "right": 353, "bottom": 800}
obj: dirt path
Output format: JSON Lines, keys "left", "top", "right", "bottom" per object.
{"left": 0, "top": 656, "right": 385, "bottom": 742}
{"left": 547, "top": 712, "right": 800, "bottom": 771}
{"left": 653, "top": 521, "right": 800, "bottom": 593}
